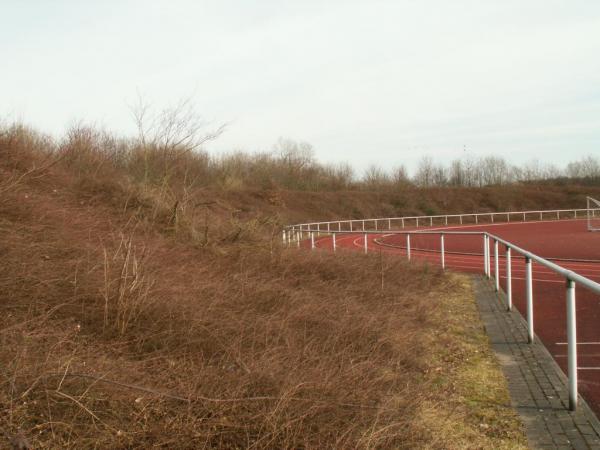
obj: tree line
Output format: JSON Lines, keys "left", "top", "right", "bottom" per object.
{"left": 2, "top": 104, "right": 599, "bottom": 193}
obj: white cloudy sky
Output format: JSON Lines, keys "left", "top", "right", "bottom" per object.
{"left": 1, "top": 0, "right": 600, "bottom": 172}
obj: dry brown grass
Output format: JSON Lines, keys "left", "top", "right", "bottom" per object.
{"left": 0, "top": 191, "right": 434, "bottom": 447}
{"left": 0, "top": 123, "right": 530, "bottom": 448}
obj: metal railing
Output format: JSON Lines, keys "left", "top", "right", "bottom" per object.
{"left": 287, "top": 207, "right": 593, "bottom": 234}
{"left": 282, "top": 227, "right": 600, "bottom": 412}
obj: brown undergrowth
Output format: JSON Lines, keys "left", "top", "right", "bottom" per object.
{"left": 0, "top": 124, "right": 527, "bottom": 448}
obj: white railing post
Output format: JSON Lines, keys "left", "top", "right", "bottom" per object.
{"left": 526, "top": 256, "right": 534, "bottom": 343}
{"left": 430, "top": 217, "right": 433, "bottom": 227}
{"left": 310, "top": 232, "right": 315, "bottom": 250}
{"left": 483, "top": 235, "right": 488, "bottom": 276}
{"left": 374, "top": 220, "right": 378, "bottom": 230}
{"left": 440, "top": 234, "right": 445, "bottom": 269}
{"left": 487, "top": 236, "right": 492, "bottom": 278}
{"left": 388, "top": 218, "right": 391, "bottom": 230}
{"left": 445, "top": 216, "right": 448, "bottom": 226}
{"left": 350, "top": 221, "right": 353, "bottom": 232}
{"left": 491, "top": 213, "right": 495, "bottom": 223}
{"left": 362, "top": 220, "right": 365, "bottom": 231}
{"left": 523, "top": 212, "right": 526, "bottom": 221}
{"left": 327, "top": 222, "right": 330, "bottom": 232}
{"left": 416, "top": 218, "right": 419, "bottom": 227}
{"left": 332, "top": 233, "right": 336, "bottom": 252}
{"left": 407, "top": 234, "right": 411, "bottom": 260}
{"left": 566, "top": 279, "right": 578, "bottom": 411}
{"left": 401, "top": 218, "right": 405, "bottom": 228}
{"left": 507, "top": 212, "right": 510, "bottom": 222}
{"left": 506, "top": 247, "right": 512, "bottom": 311}
{"left": 557, "top": 211, "right": 560, "bottom": 220}
{"left": 297, "top": 230, "right": 300, "bottom": 248}
{"left": 364, "top": 233, "right": 368, "bottom": 254}
{"left": 539, "top": 212, "right": 543, "bottom": 221}
{"left": 575, "top": 210, "right": 578, "bottom": 219}
{"left": 459, "top": 215, "right": 463, "bottom": 225}
{"left": 475, "top": 215, "right": 478, "bottom": 224}
{"left": 494, "top": 239, "right": 499, "bottom": 292}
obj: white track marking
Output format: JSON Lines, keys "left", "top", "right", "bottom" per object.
{"left": 398, "top": 250, "right": 600, "bottom": 278}
{"left": 334, "top": 243, "right": 597, "bottom": 284}
{"left": 556, "top": 342, "right": 600, "bottom": 345}
{"left": 318, "top": 237, "right": 600, "bottom": 282}
{"left": 411, "top": 218, "right": 587, "bottom": 232}
{"left": 379, "top": 247, "right": 596, "bottom": 275}
{"left": 314, "top": 233, "right": 600, "bottom": 283}
{"left": 375, "top": 223, "right": 600, "bottom": 264}
{"left": 375, "top": 239, "right": 600, "bottom": 267}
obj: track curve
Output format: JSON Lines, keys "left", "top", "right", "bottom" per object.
{"left": 306, "top": 218, "right": 600, "bottom": 413}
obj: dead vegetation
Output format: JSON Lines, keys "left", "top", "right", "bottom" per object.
{"left": 0, "top": 122, "right": 531, "bottom": 448}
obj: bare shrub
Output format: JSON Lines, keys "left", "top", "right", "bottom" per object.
{"left": 102, "top": 232, "right": 155, "bottom": 335}
{"left": 0, "top": 123, "right": 60, "bottom": 200}
{"left": 56, "top": 124, "right": 131, "bottom": 178}
{"left": 130, "top": 95, "right": 225, "bottom": 184}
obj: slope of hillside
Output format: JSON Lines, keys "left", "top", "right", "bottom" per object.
{"left": 204, "top": 183, "right": 600, "bottom": 228}
{"left": 0, "top": 126, "right": 531, "bottom": 448}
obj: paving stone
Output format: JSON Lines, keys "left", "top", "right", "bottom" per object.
{"left": 579, "top": 425, "right": 597, "bottom": 435}
{"left": 473, "top": 276, "right": 600, "bottom": 449}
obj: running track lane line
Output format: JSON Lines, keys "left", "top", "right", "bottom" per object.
{"left": 316, "top": 233, "right": 600, "bottom": 283}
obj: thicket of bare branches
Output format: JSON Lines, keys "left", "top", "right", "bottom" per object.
{"left": 2, "top": 98, "right": 599, "bottom": 198}
{"left": 411, "top": 154, "right": 599, "bottom": 188}
{"left": 354, "top": 154, "right": 599, "bottom": 191}
{"left": 0, "top": 125, "right": 527, "bottom": 448}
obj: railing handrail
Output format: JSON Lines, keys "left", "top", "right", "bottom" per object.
{"left": 287, "top": 207, "right": 599, "bottom": 228}
{"left": 488, "top": 233, "right": 600, "bottom": 293}
{"left": 291, "top": 227, "right": 600, "bottom": 294}
{"left": 284, "top": 205, "right": 600, "bottom": 411}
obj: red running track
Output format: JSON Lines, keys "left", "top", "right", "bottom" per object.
{"left": 307, "top": 218, "right": 600, "bottom": 413}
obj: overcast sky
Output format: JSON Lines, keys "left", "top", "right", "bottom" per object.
{"left": 2, "top": 0, "right": 600, "bottom": 173}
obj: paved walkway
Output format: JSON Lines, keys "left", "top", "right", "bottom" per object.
{"left": 474, "top": 276, "right": 600, "bottom": 449}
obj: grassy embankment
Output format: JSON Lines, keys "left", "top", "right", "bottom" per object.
{"left": 1, "top": 124, "right": 576, "bottom": 448}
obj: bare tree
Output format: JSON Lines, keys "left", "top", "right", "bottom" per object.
{"left": 363, "top": 164, "right": 390, "bottom": 189}
{"left": 567, "top": 155, "right": 600, "bottom": 180}
{"left": 448, "top": 159, "right": 464, "bottom": 186}
{"left": 274, "top": 138, "right": 315, "bottom": 171}
{"left": 414, "top": 156, "right": 435, "bottom": 187}
{"left": 391, "top": 165, "right": 410, "bottom": 186}
{"left": 432, "top": 164, "right": 447, "bottom": 186}
{"left": 130, "top": 94, "right": 226, "bottom": 182}
{"left": 271, "top": 138, "right": 317, "bottom": 189}
{"left": 325, "top": 162, "right": 355, "bottom": 189}
{"left": 480, "top": 156, "right": 509, "bottom": 185}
